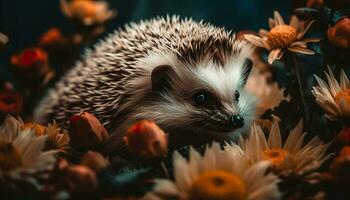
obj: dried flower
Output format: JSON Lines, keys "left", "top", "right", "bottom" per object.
{"left": 143, "top": 143, "right": 280, "bottom": 200}
{"left": 44, "top": 122, "right": 70, "bottom": 152}
{"left": 237, "top": 120, "right": 332, "bottom": 176}
{"left": 10, "top": 47, "right": 54, "bottom": 84}
{"left": 81, "top": 151, "right": 109, "bottom": 172}
{"left": 0, "top": 116, "right": 56, "bottom": 177}
{"left": 244, "top": 11, "right": 319, "bottom": 64}
{"left": 327, "top": 17, "right": 350, "bottom": 49}
{"left": 312, "top": 68, "right": 350, "bottom": 120}
{"left": 124, "top": 120, "right": 168, "bottom": 158}
{"left": 69, "top": 112, "right": 108, "bottom": 150}
{"left": 0, "top": 83, "right": 23, "bottom": 115}
{"left": 60, "top": 0, "right": 116, "bottom": 26}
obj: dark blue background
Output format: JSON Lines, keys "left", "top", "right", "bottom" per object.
{"left": 0, "top": 0, "right": 293, "bottom": 81}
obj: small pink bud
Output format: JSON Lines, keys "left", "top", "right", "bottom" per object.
{"left": 124, "top": 120, "right": 168, "bottom": 158}
{"left": 327, "top": 17, "right": 350, "bottom": 49}
{"left": 65, "top": 165, "right": 97, "bottom": 195}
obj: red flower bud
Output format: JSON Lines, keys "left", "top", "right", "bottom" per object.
{"left": 327, "top": 17, "right": 350, "bottom": 49}
{"left": 69, "top": 112, "right": 108, "bottom": 150}
{"left": 124, "top": 120, "right": 168, "bottom": 158}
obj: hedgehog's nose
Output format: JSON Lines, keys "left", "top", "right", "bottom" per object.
{"left": 230, "top": 114, "right": 244, "bottom": 129}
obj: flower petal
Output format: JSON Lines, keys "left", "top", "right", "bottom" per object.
{"left": 274, "top": 11, "right": 285, "bottom": 26}
{"left": 287, "top": 46, "right": 315, "bottom": 55}
{"left": 268, "top": 49, "right": 282, "bottom": 64}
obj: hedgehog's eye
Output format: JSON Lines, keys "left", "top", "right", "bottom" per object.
{"left": 193, "top": 90, "right": 210, "bottom": 106}
{"left": 234, "top": 90, "right": 240, "bottom": 102}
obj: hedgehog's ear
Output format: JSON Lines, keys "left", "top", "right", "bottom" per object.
{"left": 151, "top": 65, "right": 176, "bottom": 95}
{"left": 241, "top": 58, "right": 253, "bottom": 86}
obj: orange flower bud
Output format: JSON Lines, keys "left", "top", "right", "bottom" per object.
{"left": 0, "top": 85, "right": 23, "bottom": 115}
{"left": 124, "top": 120, "right": 168, "bottom": 158}
{"left": 81, "top": 151, "right": 109, "bottom": 172}
{"left": 327, "top": 17, "right": 350, "bottom": 49}
{"left": 69, "top": 112, "right": 108, "bottom": 150}
{"left": 22, "top": 123, "right": 46, "bottom": 136}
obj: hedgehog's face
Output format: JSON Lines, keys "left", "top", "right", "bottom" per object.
{"left": 145, "top": 54, "right": 256, "bottom": 138}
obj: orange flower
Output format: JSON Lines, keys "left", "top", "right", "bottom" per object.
{"left": 39, "top": 28, "right": 64, "bottom": 46}
{"left": 11, "top": 48, "right": 47, "bottom": 68}
{"left": 60, "top": 0, "right": 116, "bottom": 26}
{"left": 22, "top": 123, "right": 46, "bottom": 136}
{"left": 328, "top": 17, "right": 350, "bottom": 49}
{"left": 0, "top": 85, "right": 23, "bottom": 115}
{"left": 69, "top": 112, "right": 108, "bottom": 150}
{"left": 124, "top": 120, "right": 168, "bottom": 158}
{"left": 11, "top": 47, "right": 54, "bottom": 84}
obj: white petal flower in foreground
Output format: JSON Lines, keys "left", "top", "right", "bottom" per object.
{"left": 244, "top": 11, "right": 319, "bottom": 64}
{"left": 239, "top": 120, "right": 332, "bottom": 176}
{"left": 0, "top": 116, "right": 56, "bottom": 178}
{"left": 143, "top": 143, "right": 280, "bottom": 200}
{"left": 312, "top": 68, "right": 350, "bottom": 120}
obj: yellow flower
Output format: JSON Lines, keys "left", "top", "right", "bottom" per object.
{"left": 244, "top": 11, "right": 319, "bottom": 64}
{"left": 312, "top": 68, "right": 350, "bottom": 120}
{"left": 142, "top": 143, "right": 280, "bottom": 200}
{"left": 238, "top": 120, "right": 331, "bottom": 176}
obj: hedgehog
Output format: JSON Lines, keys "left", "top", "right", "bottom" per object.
{"left": 34, "top": 16, "right": 257, "bottom": 150}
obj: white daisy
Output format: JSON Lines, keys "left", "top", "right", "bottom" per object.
{"left": 239, "top": 120, "right": 332, "bottom": 176}
{"left": 0, "top": 116, "right": 56, "bottom": 178}
{"left": 312, "top": 68, "right": 350, "bottom": 120}
{"left": 143, "top": 143, "right": 280, "bottom": 200}
{"left": 246, "top": 69, "right": 290, "bottom": 116}
{"left": 244, "top": 11, "right": 319, "bottom": 64}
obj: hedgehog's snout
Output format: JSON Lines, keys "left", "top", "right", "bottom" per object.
{"left": 229, "top": 114, "right": 244, "bottom": 129}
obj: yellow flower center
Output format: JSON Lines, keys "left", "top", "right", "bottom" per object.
{"left": 0, "top": 140, "right": 22, "bottom": 172}
{"left": 334, "top": 89, "right": 350, "bottom": 105}
{"left": 263, "top": 148, "right": 289, "bottom": 168}
{"left": 267, "top": 25, "right": 297, "bottom": 49}
{"left": 188, "top": 170, "right": 246, "bottom": 200}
